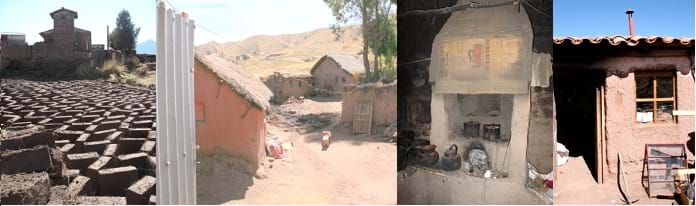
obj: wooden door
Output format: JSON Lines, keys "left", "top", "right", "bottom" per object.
{"left": 353, "top": 101, "right": 374, "bottom": 134}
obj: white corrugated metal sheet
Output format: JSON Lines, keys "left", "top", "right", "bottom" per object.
{"left": 156, "top": 0, "right": 196, "bottom": 204}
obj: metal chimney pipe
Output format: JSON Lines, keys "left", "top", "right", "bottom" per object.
{"left": 626, "top": 9, "right": 635, "bottom": 36}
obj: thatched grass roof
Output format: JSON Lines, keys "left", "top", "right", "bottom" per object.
{"left": 310, "top": 54, "right": 365, "bottom": 76}
{"left": 195, "top": 51, "right": 273, "bottom": 110}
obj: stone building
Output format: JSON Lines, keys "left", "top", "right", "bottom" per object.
{"left": 554, "top": 36, "right": 694, "bottom": 185}
{"left": 310, "top": 54, "right": 364, "bottom": 93}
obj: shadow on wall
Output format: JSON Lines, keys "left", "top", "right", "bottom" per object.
{"left": 196, "top": 153, "right": 255, "bottom": 204}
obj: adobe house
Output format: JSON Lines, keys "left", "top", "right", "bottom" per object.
{"left": 554, "top": 35, "right": 695, "bottom": 184}
{"left": 397, "top": 0, "right": 552, "bottom": 204}
{"left": 310, "top": 54, "right": 364, "bottom": 93}
{"left": 341, "top": 82, "right": 397, "bottom": 132}
{"left": 33, "top": 7, "right": 92, "bottom": 62}
{"left": 262, "top": 72, "right": 313, "bottom": 103}
{"left": 194, "top": 51, "right": 273, "bottom": 172}
{"left": 1, "top": 7, "right": 98, "bottom": 78}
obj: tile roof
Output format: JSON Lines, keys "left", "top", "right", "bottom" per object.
{"left": 553, "top": 35, "right": 694, "bottom": 47}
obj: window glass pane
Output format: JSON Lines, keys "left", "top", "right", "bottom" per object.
{"left": 656, "top": 102, "right": 674, "bottom": 123}
{"left": 636, "top": 102, "right": 654, "bottom": 124}
{"left": 656, "top": 77, "right": 673, "bottom": 98}
{"left": 636, "top": 77, "right": 653, "bottom": 98}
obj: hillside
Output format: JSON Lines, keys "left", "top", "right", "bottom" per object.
{"left": 136, "top": 39, "right": 156, "bottom": 55}
{"left": 196, "top": 26, "right": 363, "bottom": 77}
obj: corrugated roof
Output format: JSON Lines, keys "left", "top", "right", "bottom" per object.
{"left": 310, "top": 54, "right": 366, "bottom": 75}
{"left": 553, "top": 35, "right": 694, "bottom": 47}
{"left": 194, "top": 51, "right": 273, "bottom": 110}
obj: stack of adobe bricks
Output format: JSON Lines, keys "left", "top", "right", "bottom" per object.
{"left": 0, "top": 80, "right": 157, "bottom": 205}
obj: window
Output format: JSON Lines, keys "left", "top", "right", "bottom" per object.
{"left": 342, "top": 77, "right": 346, "bottom": 83}
{"left": 635, "top": 73, "right": 675, "bottom": 124}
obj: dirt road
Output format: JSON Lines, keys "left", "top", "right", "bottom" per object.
{"left": 197, "top": 97, "right": 396, "bottom": 204}
{"left": 554, "top": 156, "right": 674, "bottom": 205}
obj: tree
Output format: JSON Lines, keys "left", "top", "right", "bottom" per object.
{"left": 324, "top": 0, "right": 396, "bottom": 83}
{"left": 109, "top": 9, "right": 140, "bottom": 54}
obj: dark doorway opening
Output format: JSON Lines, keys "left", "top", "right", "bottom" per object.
{"left": 553, "top": 69, "right": 606, "bottom": 182}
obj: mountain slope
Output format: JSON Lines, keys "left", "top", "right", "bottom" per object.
{"left": 136, "top": 39, "right": 156, "bottom": 55}
{"left": 196, "top": 26, "right": 363, "bottom": 77}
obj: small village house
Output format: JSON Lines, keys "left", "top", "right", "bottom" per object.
{"left": 554, "top": 35, "right": 695, "bottom": 185}
{"left": 194, "top": 51, "right": 273, "bottom": 171}
{"left": 310, "top": 54, "right": 364, "bottom": 93}
{"left": 262, "top": 72, "right": 313, "bottom": 103}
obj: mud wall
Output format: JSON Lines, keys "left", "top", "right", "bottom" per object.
{"left": 602, "top": 56, "right": 694, "bottom": 175}
{"left": 262, "top": 74, "right": 312, "bottom": 103}
{"left": 341, "top": 83, "right": 397, "bottom": 128}
{"left": 194, "top": 62, "right": 266, "bottom": 170}
{"left": 312, "top": 59, "right": 357, "bottom": 93}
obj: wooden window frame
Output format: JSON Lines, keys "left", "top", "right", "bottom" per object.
{"left": 634, "top": 72, "right": 677, "bottom": 125}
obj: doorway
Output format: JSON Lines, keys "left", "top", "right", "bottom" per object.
{"left": 553, "top": 69, "right": 606, "bottom": 183}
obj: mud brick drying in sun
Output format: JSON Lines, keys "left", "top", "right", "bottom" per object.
{"left": 0, "top": 79, "right": 157, "bottom": 204}
{"left": 0, "top": 172, "right": 51, "bottom": 204}
{"left": 125, "top": 175, "right": 156, "bottom": 204}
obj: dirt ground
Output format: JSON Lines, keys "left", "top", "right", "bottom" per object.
{"left": 196, "top": 96, "right": 396, "bottom": 204}
{"left": 554, "top": 156, "right": 676, "bottom": 205}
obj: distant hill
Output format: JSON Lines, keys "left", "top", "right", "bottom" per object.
{"left": 196, "top": 26, "right": 363, "bottom": 77}
{"left": 136, "top": 39, "right": 156, "bottom": 55}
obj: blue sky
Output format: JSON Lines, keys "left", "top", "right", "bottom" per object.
{"left": 0, "top": 0, "right": 155, "bottom": 45}
{"left": 554, "top": 0, "right": 694, "bottom": 38}
{"left": 165, "top": 0, "right": 340, "bottom": 45}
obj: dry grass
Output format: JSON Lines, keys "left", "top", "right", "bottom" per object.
{"left": 97, "top": 60, "right": 155, "bottom": 88}
{"left": 99, "top": 60, "right": 127, "bottom": 80}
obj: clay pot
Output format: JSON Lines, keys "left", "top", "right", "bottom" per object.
{"left": 410, "top": 139, "right": 430, "bottom": 148}
{"left": 407, "top": 145, "right": 439, "bottom": 167}
{"left": 441, "top": 144, "right": 462, "bottom": 171}
{"left": 416, "top": 150, "right": 439, "bottom": 167}
{"left": 415, "top": 144, "right": 436, "bottom": 152}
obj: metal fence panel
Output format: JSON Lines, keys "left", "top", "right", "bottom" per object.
{"left": 156, "top": 0, "right": 196, "bottom": 204}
